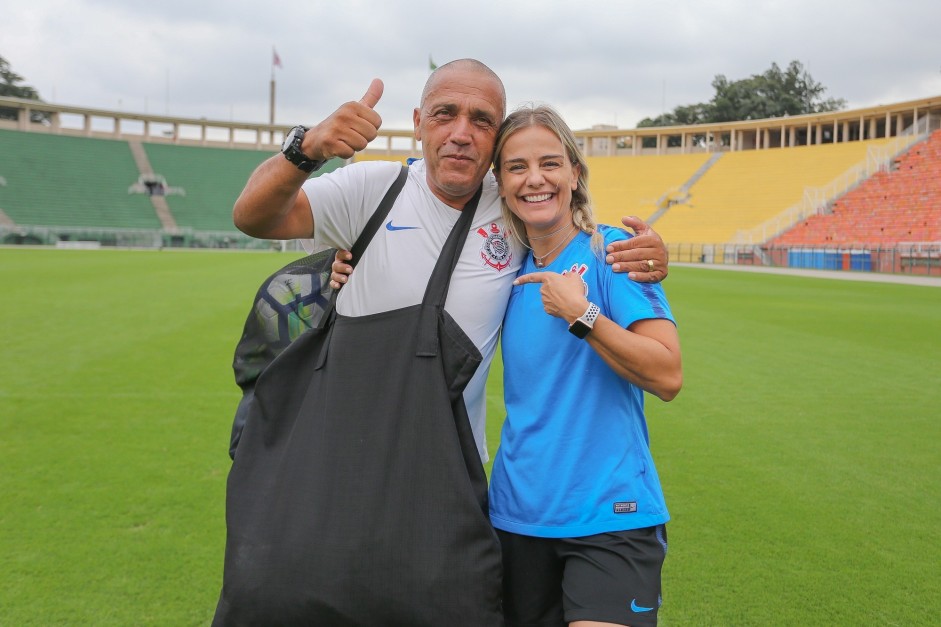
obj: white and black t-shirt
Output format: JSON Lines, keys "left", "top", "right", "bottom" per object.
{"left": 301, "top": 159, "right": 523, "bottom": 462}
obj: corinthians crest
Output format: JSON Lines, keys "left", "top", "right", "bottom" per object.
{"left": 477, "top": 222, "right": 512, "bottom": 271}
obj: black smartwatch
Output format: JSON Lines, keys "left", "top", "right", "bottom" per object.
{"left": 568, "top": 302, "right": 600, "bottom": 339}
{"left": 281, "top": 125, "right": 325, "bottom": 173}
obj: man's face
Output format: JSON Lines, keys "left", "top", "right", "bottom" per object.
{"left": 413, "top": 67, "right": 503, "bottom": 209}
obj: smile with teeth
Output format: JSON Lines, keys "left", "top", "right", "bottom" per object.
{"left": 523, "top": 192, "right": 553, "bottom": 203}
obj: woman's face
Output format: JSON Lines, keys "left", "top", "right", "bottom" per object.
{"left": 496, "top": 125, "right": 580, "bottom": 238}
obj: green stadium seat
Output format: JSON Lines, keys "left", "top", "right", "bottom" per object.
{"left": 0, "top": 129, "right": 159, "bottom": 229}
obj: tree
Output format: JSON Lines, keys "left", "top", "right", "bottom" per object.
{"left": 0, "top": 54, "right": 47, "bottom": 122}
{"left": 638, "top": 102, "right": 712, "bottom": 128}
{"left": 640, "top": 60, "right": 846, "bottom": 127}
{"left": 637, "top": 103, "right": 713, "bottom": 147}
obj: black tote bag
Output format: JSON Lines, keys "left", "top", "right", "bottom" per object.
{"left": 213, "top": 185, "right": 503, "bottom": 626}
{"left": 227, "top": 165, "right": 408, "bottom": 459}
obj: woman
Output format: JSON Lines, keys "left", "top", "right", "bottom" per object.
{"left": 489, "top": 105, "right": 682, "bottom": 627}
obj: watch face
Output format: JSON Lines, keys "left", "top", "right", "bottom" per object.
{"left": 568, "top": 320, "right": 591, "bottom": 339}
{"left": 282, "top": 127, "right": 299, "bottom": 152}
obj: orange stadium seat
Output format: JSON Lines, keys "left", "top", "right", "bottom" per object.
{"left": 771, "top": 130, "right": 941, "bottom": 247}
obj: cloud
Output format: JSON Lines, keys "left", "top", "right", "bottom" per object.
{"left": 2, "top": 0, "right": 939, "bottom": 131}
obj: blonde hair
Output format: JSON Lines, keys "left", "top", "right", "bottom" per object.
{"left": 493, "top": 104, "right": 604, "bottom": 255}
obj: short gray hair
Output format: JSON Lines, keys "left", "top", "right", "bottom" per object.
{"left": 420, "top": 59, "right": 506, "bottom": 120}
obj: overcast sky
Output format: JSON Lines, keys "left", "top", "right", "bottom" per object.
{"left": 4, "top": 0, "right": 940, "bottom": 133}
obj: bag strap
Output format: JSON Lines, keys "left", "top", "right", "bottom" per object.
{"left": 315, "top": 163, "right": 409, "bottom": 329}
{"left": 415, "top": 183, "right": 483, "bottom": 357}
{"left": 349, "top": 163, "right": 409, "bottom": 269}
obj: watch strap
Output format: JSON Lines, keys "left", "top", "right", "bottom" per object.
{"left": 581, "top": 302, "right": 600, "bottom": 327}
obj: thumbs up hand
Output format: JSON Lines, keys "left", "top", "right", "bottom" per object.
{"left": 304, "top": 78, "right": 384, "bottom": 161}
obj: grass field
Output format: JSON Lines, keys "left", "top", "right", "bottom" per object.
{"left": 1, "top": 248, "right": 939, "bottom": 626}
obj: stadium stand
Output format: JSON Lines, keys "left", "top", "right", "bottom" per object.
{"left": 143, "top": 143, "right": 282, "bottom": 232}
{"left": 771, "top": 129, "right": 941, "bottom": 247}
{"left": 587, "top": 153, "right": 712, "bottom": 227}
{"left": 143, "top": 143, "right": 346, "bottom": 232}
{"left": 1, "top": 94, "right": 938, "bottom": 271}
{"left": 0, "top": 129, "right": 160, "bottom": 229}
{"left": 0, "top": 128, "right": 344, "bottom": 245}
{"left": 650, "top": 138, "right": 895, "bottom": 244}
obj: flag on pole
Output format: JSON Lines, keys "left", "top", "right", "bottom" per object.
{"left": 273, "top": 48, "right": 283, "bottom": 69}
{"left": 429, "top": 55, "right": 437, "bottom": 72}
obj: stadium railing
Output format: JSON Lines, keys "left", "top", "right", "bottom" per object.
{"left": 669, "top": 241, "right": 941, "bottom": 277}
{"left": 0, "top": 224, "right": 306, "bottom": 251}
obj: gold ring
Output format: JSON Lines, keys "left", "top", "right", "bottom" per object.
{"left": 647, "top": 259, "right": 655, "bottom": 271}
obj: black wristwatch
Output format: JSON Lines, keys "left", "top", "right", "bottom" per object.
{"left": 281, "top": 125, "right": 325, "bottom": 173}
{"left": 568, "top": 302, "right": 600, "bottom": 339}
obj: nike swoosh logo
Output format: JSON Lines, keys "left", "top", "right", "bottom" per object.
{"left": 385, "top": 220, "right": 421, "bottom": 232}
{"left": 630, "top": 599, "right": 654, "bottom": 613}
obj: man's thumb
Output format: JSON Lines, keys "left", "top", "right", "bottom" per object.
{"left": 360, "top": 78, "right": 384, "bottom": 109}
{"left": 621, "top": 215, "right": 648, "bottom": 234}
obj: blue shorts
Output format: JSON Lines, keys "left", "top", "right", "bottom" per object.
{"left": 497, "top": 525, "right": 668, "bottom": 627}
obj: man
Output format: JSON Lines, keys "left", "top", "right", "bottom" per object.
{"left": 216, "top": 59, "right": 669, "bottom": 625}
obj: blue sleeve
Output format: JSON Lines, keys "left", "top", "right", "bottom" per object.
{"left": 599, "top": 226, "right": 675, "bottom": 329}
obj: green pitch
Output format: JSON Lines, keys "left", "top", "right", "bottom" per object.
{"left": 1, "top": 249, "right": 938, "bottom": 625}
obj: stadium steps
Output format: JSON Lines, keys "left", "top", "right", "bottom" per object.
{"left": 680, "top": 152, "right": 724, "bottom": 192}
{"left": 0, "top": 129, "right": 161, "bottom": 229}
{"left": 587, "top": 153, "right": 712, "bottom": 228}
{"left": 648, "top": 153, "right": 724, "bottom": 225}
{"left": 127, "top": 140, "right": 179, "bottom": 231}
{"left": 770, "top": 130, "right": 941, "bottom": 247}
{"left": 141, "top": 143, "right": 272, "bottom": 232}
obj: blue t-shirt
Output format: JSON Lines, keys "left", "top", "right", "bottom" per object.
{"left": 489, "top": 225, "right": 675, "bottom": 538}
